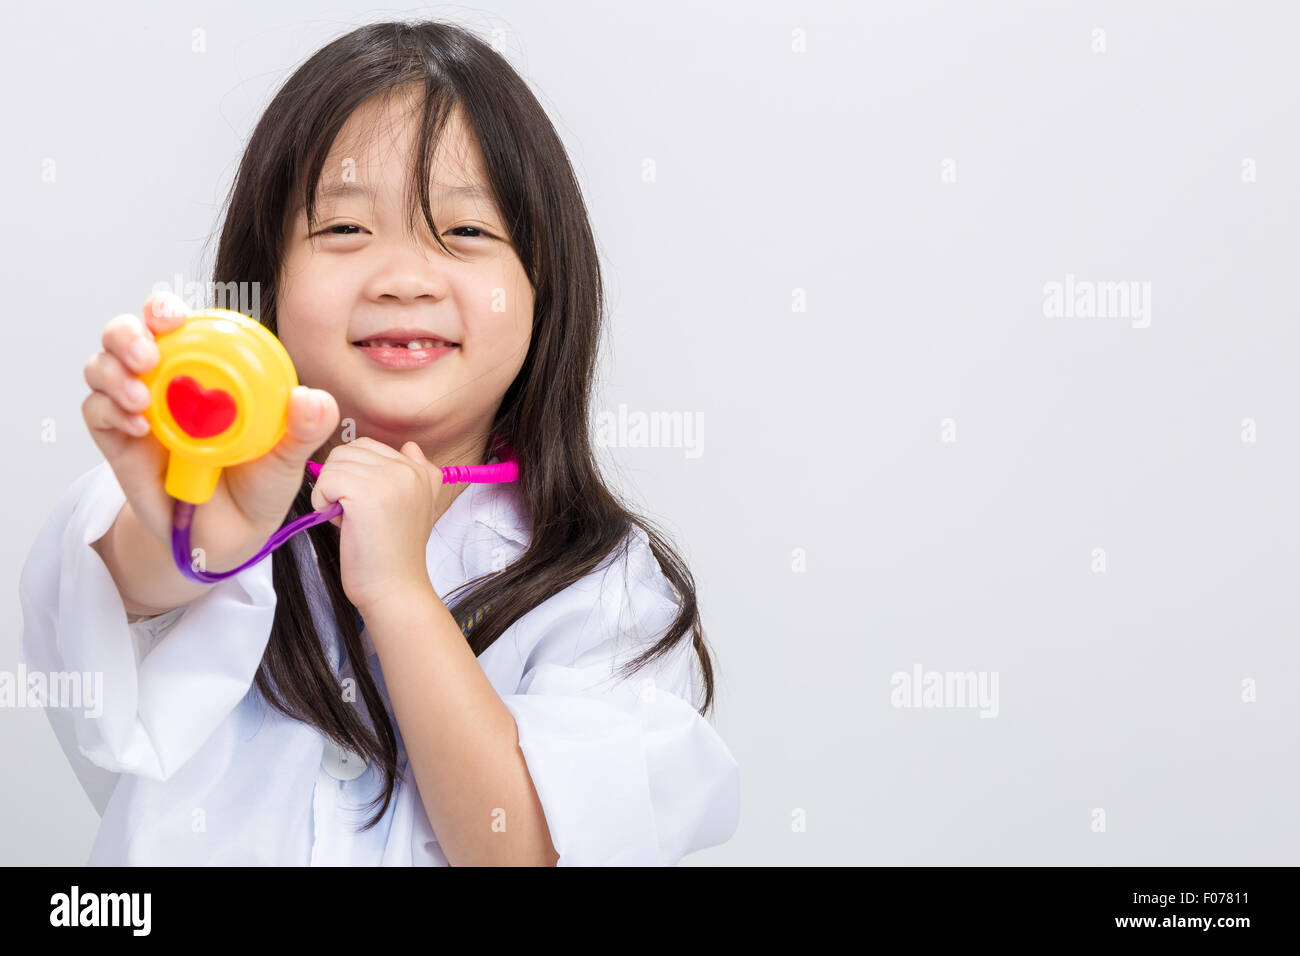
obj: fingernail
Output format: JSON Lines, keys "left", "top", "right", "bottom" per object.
{"left": 128, "top": 380, "right": 151, "bottom": 405}
{"left": 131, "top": 415, "right": 150, "bottom": 434}
{"left": 303, "top": 395, "right": 322, "bottom": 422}
{"left": 156, "top": 295, "right": 186, "bottom": 320}
{"left": 130, "top": 339, "right": 155, "bottom": 366}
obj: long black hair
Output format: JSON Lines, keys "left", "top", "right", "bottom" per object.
{"left": 211, "top": 19, "right": 716, "bottom": 830}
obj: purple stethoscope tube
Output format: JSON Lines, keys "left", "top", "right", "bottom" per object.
{"left": 171, "top": 436, "right": 519, "bottom": 584}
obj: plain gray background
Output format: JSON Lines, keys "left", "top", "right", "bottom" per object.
{"left": 3, "top": 0, "right": 1297, "bottom": 865}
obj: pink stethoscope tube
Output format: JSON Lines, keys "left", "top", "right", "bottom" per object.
{"left": 172, "top": 436, "right": 519, "bottom": 584}
{"left": 303, "top": 436, "right": 519, "bottom": 485}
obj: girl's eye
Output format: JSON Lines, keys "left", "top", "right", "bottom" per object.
{"left": 316, "top": 224, "right": 365, "bottom": 236}
{"left": 309, "top": 223, "right": 493, "bottom": 240}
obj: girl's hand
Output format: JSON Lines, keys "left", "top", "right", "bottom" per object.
{"left": 83, "top": 291, "right": 340, "bottom": 562}
{"left": 308, "top": 437, "right": 455, "bottom": 612}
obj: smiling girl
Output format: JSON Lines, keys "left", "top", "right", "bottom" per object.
{"left": 19, "top": 20, "right": 739, "bottom": 866}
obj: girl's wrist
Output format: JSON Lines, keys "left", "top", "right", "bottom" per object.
{"left": 353, "top": 574, "right": 441, "bottom": 622}
{"left": 185, "top": 512, "right": 284, "bottom": 577}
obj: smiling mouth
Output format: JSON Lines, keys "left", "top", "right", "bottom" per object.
{"left": 352, "top": 338, "right": 459, "bottom": 349}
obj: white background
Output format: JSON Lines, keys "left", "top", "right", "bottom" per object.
{"left": 1, "top": 0, "right": 1296, "bottom": 864}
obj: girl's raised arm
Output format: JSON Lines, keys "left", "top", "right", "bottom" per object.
{"left": 81, "top": 292, "right": 338, "bottom": 616}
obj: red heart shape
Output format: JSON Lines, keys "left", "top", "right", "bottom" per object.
{"left": 166, "top": 375, "right": 237, "bottom": 438}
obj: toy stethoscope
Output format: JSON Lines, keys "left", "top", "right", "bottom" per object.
{"left": 137, "top": 308, "right": 518, "bottom": 585}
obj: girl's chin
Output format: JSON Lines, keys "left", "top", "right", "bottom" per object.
{"left": 337, "top": 405, "right": 454, "bottom": 440}
{"left": 344, "top": 376, "right": 457, "bottom": 408}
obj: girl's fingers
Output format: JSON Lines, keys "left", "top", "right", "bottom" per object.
{"left": 399, "top": 441, "right": 442, "bottom": 487}
{"left": 256, "top": 387, "right": 338, "bottom": 484}
{"left": 308, "top": 462, "right": 360, "bottom": 512}
{"left": 82, "top": 390, "right": 150, "bottom": 436}
{"left": 83, "top": 351, "right": 153, "bottom": 414}
{"left": 399, "top": 440, "right": 434, "bottom": 469}
{"left": 141, "top": 291, "right": 189, "bottom": 337}
{"left": 279, "top": 387, "right": 338, "bottom": 454}
{"left": 101, "top": 314, "right": 159, "bottom": 375}
{"left": 326, "top": 435, "right": 408, "bottom": 463}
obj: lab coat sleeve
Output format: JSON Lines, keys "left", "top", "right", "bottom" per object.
{"left": 498, "top": 530, "right": 740, "bottom": 866}
{"left": 18, "top": 460, "right": 277, "bottom": 809}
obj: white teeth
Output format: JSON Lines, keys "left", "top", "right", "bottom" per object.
{"left": 359, "top": 338, "right": 454, "bottom": 349}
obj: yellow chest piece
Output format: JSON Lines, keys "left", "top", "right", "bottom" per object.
{"left": 137, "top": 309, "right": 298, "bottom": 504}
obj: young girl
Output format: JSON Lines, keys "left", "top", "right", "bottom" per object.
{"left": 19, "top": 19, "right": 739, "bottom": 866}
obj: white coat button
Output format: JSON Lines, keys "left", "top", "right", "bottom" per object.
{"left": 322, "top": 738, "right": 367, "bottom": 780}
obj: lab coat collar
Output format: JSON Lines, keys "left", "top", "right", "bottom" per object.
{"left": 465, "top": 478, "right": 530, "bottom": 549}
{"left": 422, "top": 470, "right": 530, "bottom": 602}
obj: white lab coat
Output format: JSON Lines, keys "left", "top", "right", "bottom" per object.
{"left": 18, "top": 459, "right": 740, "bottom": 866}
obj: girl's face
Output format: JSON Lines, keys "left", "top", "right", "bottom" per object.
{"left": 278, "top": 91, "right": 533, "bottom": 461}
